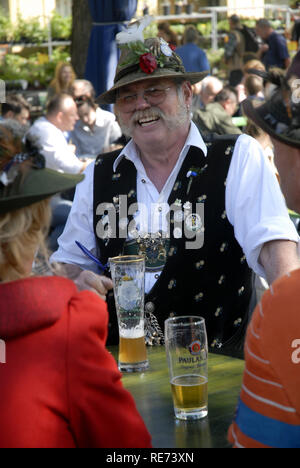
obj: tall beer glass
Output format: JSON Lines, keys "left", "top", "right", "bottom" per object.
{"left": 109, "top": 255, "right": 149, "bottom": 372}
{"left": 165, "top": 316, "right": 208, "bottom": 420}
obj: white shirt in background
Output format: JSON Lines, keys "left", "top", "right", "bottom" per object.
{"left": 71, "top": 108, "right": 122, "bottom": 157}
{"left": 27, "top": 117, "right": 84, "bottom": 174}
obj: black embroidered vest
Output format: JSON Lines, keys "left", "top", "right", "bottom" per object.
{"left": 93, "top": 137, "right": 253, "bottom": 352}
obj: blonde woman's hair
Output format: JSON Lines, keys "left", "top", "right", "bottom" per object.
{"left": 0, "top": 199, "right": 51, "bottom": 282}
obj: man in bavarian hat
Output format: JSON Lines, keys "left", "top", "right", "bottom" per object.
{"left": 51, "top": 18, "right": 300, "bottom": 356}
{"left": 228, "top": 50, "right": 300, "bottom": 448}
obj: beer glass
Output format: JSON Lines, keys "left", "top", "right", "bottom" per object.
{"left": 165, "top": 316, "right": 208, "bottom": 420}
{"left": 109, "top": 255, "right": 149, "bottom": 372}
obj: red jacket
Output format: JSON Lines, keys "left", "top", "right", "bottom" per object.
{"left": 0, "top": 276, "right": 152, "bottom": 448}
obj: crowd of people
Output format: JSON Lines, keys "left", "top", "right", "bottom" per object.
{"left": 0, "top": 14, "right": 300, "bottom": 448}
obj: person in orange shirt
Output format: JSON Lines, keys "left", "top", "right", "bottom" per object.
{"left": 228, "top": 50, "right": 300, "bottom": 448}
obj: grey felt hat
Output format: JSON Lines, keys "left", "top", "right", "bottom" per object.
{"left": 97, "top": 36, "right": 208, "bottom": 105}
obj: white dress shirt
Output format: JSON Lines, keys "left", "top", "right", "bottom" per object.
{"left": 27, "top": 117, "right": 84, "bottom": 174}
{"left": 51, "top": 122, "right": 299, "bottom": 292}
{"left": 70, "top": 108, "right": 122, "bottom": 157}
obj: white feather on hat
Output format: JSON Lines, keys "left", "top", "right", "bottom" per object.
{"left": 116, "top": 15, "right": 153, "bottom": 44}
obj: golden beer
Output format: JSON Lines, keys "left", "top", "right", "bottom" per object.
{"left": 171, "top": 374, "right": 208, "bottom": 412}
{"left": 119, "top": 335, "right": 147, "bottom": 364}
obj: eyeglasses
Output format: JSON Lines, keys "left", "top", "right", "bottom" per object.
{"left": 115, "top": 86, "right": 173, "bottom": 112}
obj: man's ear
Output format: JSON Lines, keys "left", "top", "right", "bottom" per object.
{"left": 182, "top": 81, "right": 193, "bottom": 106}
{"left": 222, "top": 99, "right": 230, "bottom": 110}
{"left": 56, "top": 111, "right": 64, "bottom": 126}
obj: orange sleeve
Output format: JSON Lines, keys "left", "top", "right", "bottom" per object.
{"left": 260, "top": 270, "right": 300, "bottom": 416}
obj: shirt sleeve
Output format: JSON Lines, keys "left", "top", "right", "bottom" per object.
{"left": 45, "top": 143, "right": 83, "bottom": 174}
{"left": 218, "top": 115, "right": 242, "bottom": 135}
{"left": 225, "top": 134, "right": 299, "bottom": 278}
{"left": 29, "top": 123, "right": 84, "bottom": 174}
{"left": 197, "top": 50, "right": 210, "bottom": 72}
{"left": 228, "top": 270, "right": 300, "bottom": 448}
{"left": 67, "top": 290, "right": 152, "bottom": 448}
{"left": 50, "top": 162, "right": 98, "bottom": 272}
{"left": 277, "top": 34, "right": 290, "bottom": 60}
{"left": 70, "top": 130, "right": 84, "bottom": 157}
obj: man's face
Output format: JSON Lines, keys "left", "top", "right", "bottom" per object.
{"left": 115, "top": 78, "right": 192, "bottom": 147}
{"left": 272, "top": 138, "right": 300, "bottom": 212}
{"left": 59, "top": 98, "right": 79, "bottom": 132}
{"left": 255, "top": 26, "right": 268, "bottom": 41}
{"left": 15, "top": 108, "right": 30, "bottom": 126}
{"left": 201, "top": 84, "right": 220, "bottom": 106}
{"left": 223, "top": 95, "right": 238, "bottom": 117}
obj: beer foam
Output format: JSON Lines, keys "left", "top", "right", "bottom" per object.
{"left": 119, "top": 327, "right": 144, "bottom": 339}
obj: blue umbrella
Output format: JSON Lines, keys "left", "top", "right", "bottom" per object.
{"left": 85, "top": 0, "right": 138, "bottom": 110}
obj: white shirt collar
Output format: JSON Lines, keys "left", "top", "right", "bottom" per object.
{"left": 113, "top": 121, "right": 207, "bottom": 173}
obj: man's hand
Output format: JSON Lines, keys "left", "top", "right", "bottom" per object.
{"left": 259, "top": 44, "right": 269, "bottom": 53}
{"left": 61, "top": 264, "right": 113, "bottom": 300}
{"left": 74, "top": 270, "right": 113, "bottom": 300}
{"left": 258, "top": 43, "right": 269, "bottom": 59}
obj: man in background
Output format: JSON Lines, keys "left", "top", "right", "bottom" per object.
{"left": 27, "top": 93, "right": 92, "bottom": 174}
{"left": 26, "top": 93, "right": 93, "bottom": 251}
{"left": 1, "top": 94, "right": 31, "bottom": 128}
{"left": 176, "top": 25, "right": 210, "bottom": 73}
{"left": 225, "top": 15, "right": 246, "bottom": 87}
{"left": 192, "top": 75, "right": 223, "bottom": 113}
{"left": 193, "top": 86, "right": 242, "bottom": 136}
{"left": 256, "top": 18, "right": 290, "bottom": 70}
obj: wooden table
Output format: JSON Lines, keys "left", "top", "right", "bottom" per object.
{"left": 110, "top": 346, "right": 245, "bottom": 448}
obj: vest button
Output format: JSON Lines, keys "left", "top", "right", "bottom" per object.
{"left": 145, "top": 302, "right": 155, "bottom": 314}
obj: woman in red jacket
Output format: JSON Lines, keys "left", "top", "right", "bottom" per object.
{"left": 0, "top": 126, "right": 152, "bottom": 449}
